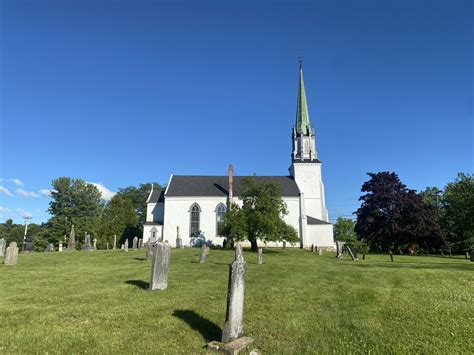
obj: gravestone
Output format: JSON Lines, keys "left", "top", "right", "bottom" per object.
{"left": 145, "top": 242, "right": 155, "bottom": 259}
{"left": 282, "top": 241, "right": 286, "bottom": 249}
{"left": 23, "top": 236, "right": 34, "bottom": 253}
{"left": 44, "top": 244, "right": 54, "bottom": 252}
{"left": 0, "top": 238, "right": 6, "bottom": 257}
{"left": 389, "top": 250, "right": 394, "bottom": 262}
{"left": 318, "top": 248, "right": 323, "bottom": 256}
{"left": 106, "top": 242, "right": 109, "bottom": 250}
{"left": 199, "top": 245, "right": 210, "bottom": 263}
{"left": 335, "top": 241, "right": 345, "bottom": 258}
{"left": 138, "top": 239, "right": 143, "bottom": 249}
{"left": 470, "top": 249, "right": 474, "bottom": 262}
{"left": 58, "top": 241, "right": 63, "bottom": 252}
{"left": 149, "top": 242, "right": 171, "bottom": 291}
{"left": 124, "top": 239, "right": 129, "bottom": 252}
{"left": 133, "top": 236, "right": 138, "bottom": 250}
{"left": 82, "top": 234, "right": 93, "bottom": 251}
{"left": 121, "top": 244, "right": 124, "bottom": 250}
{"left": 466, "top": 252, "right": 469, "bottom": 260}
{"left": 176, "top": 226, "right": 183, "bottom": 248}
{"left": 362, "top": 253, "right": 366, "bottom": 260}
{"left": 67, "top": 224, "right": 76, "bottom": 251}
{"left": 345, "top": 245, "right": 357, "bottom": 261}
{"left": 222, "top": 244, "right": 246, "bottom": 343}
{"left": 93, "top": 238, "right": 97, "bottom": 250}
{"left": 113, "top": 234, "right": 117, "bottom": 250}
{"left": 257, "top": 248, "right": 263, "bottom": 265}
{"left": 310, "top": 244, "right": 314, "bottom": 253}
{"left": 4, "top": 242, "right": 19, "bottom": 265}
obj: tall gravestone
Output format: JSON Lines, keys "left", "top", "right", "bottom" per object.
{"left": 58, "top": 241, "right": 63, "bottom": 252}
{"left": 0, "top": 238, "right": 6, "bottom": 257}
{"left": 222, "top": 244, "right": 246, "bottom": 343}
{"left": 149, "top": 242, "right": 171, "bottom": 291}
{"left": 335, "top": 241, "right": 345, "bottom": 258}
{"left": 282, "top": 241, "right": 286, "bottom": 249}
{"left": 82, "top": 234, "right": 93, "bottom": 251}
{"left": 124, "top": 239, "right": 129, "bottom": 252}
{"left": 470, "top": 249, "right": 474, "bottom": 262}
{"left": 133, "top": 236, "right": 138, "bottom": 250}
{"left": 389, "top": 250, "right": 394, "bottom": 262}
{"left": 199, "top": 245, "right": 210, "bottom": 263}
{"left": 113, "top": 234, "right": 117, "bottom": 250}
{"left": 176, "top": 226, "right": 183, "bottom": 248}
{"left": 138, "top": 239, "right": 143, "bottom": 249}
{"left": 93, "top": 238, "right": 97, "bottom": 250}
{"left": 67, "top": 225, "right": 76, "bottom": 251}
{"left": 4, "top": 242, "right": 19, "bottom": 265}
{"left": 257, "top": 248, "right": 263, "bottom": 265}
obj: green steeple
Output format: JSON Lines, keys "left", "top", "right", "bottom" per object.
{"left": 295, "top": 65, "right": 312, "bottom": 135}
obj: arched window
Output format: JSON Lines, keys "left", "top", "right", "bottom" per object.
{"left": 216, "top": 203, "right": 226, "bottom": 236}
{"left": 189, "top": 204, "right": 200, "bottom": 237}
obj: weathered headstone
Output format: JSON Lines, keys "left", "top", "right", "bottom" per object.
{"left": 176, "top": 226, "right": 183, "bottom": 248}
{"left": 318, "top": 248, "right": 323, "bottom": 256}
{"left": 133, "top": 236, "right": 138, "bottom": 250}
{"left": 44, "top": 244, "right": 54, "bottom": 252}
{"left": 149, "top": 242, "right": 171, "bottom": 291}
{"left": 345, "top": 245, "right": 357, "bottom": 261}
{"left": 199, "top": 245, "right": 210, "bottom": 263}
{"left": 93, "top": 238, "right": 97, "bottom": 250}
{"left": 362, "top": 253, "right": 366, "bottom": 260}
{"left": 124, "top": 239, "right": 129, "bottom": 252}
{"left": 222, "top": 244, "right": 246, "bottom": 343}
{"left": 466, "top": 251, "right": 469, "bottom": 260}
{"left": 58, "top": 241, "right": 63, "bottom": 252}
{"left": 282, "top": 241, "right": 286, "bottom": 249}
{"left": 67, "top": 224, "right": 76, "bottom": 251}
{"left": 113, "top": 234, "right": 117, "bottom": 250}
{"left": 138, "top": 239, "right": 143, "bottom": 249}
{"left": 121, "top": 244, "right": 124, "bottom": 250}
{"left": 257, "top": 248, "right": 263, "bottom": 265}
{"left": 335, "top": 240, "right": 346, "bottom": 258}
{"left": 389, "top": 250, "right": 394, "bottom": 262}
{"left": 0, "top": 238, "right": 6, "bottom": 257}
{"left": 106, "top": 242, "right": 109, "bottom": 250}
{"left": 310, "top": 244, "right": 314, "bottom": 253}
{"left": 4, "top": 242, "right": 19, "bottom": 265}
{"left": 82, "top": 234, "right": 93, "bottom": 251}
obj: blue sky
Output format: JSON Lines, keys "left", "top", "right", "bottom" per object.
{"left": 0, "top": 0, "right": 472, "bottom": 224}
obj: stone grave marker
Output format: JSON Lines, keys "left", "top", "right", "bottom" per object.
{"left": 318, "top": 248, "right": 323, "bottom": 256}
{"left": 121, "top": 244, "right": 124, "bottom": 250}
{"left": 44, "top": 244, "right": 54, "bottom": 252}
{"left": 82, "top": 234, "right": 93, "bottom": 251}
{"left": 133, "top": 236, "right": 138, "bottom": 250}
{"left": 176, "top": 226, "right": 183, "bottom": 248}
{"left": 0, "top": 238, "right": 6, "bottom": 257}
{"left": 138, "top": 239, "right": 143, "bottom": 249}
{"left": 282, "top": 241, "right": 286, "bottom": 249}
{"left": 199, "top": 245, "right": 210, "bottom": 263}
{"left": 257, "top": 248, "right": 263, "bottom": 265}
{"left": 345, "top": 245, "right": 357, "bottom": 261}
{"left": 149, "top": 242, "right": 171, "bottom": 291}
{"left": 470, "top": 249, "right": 474, "bottom": 262}
{"left": 389, "top": 250, "right": 394, "bottom": 262}
{"left": 58, "top": 241, "right": 63, "bottom": 252}
{"left": 124, "top": 239, "right": 129, "bottom": 252}
{"left": 93, "top": 238, "right": 97, "bottom": 250}
{"left": 67, "top": 224, "right": 76, "bottom": 251}
{"left": 4, "top": 242, "right": 19, "bottom": 265}
{"left": 335, "top": 240, "right": 346, "bottom": 258}
{"left": 310, "top": 244, "right": 314, "bottom": 253}
{"left": 113, "top": 234, "right": 117, "bottom": 249}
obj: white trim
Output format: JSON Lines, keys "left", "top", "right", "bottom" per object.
{"left": 145, "top": 183, "right": 154, "bottom": 203}
{"left": 164, "top": 174, "right": 173, "bottom": 196}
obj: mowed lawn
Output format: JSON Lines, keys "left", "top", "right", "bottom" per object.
{"left": 0, "top": 248, "right": 473, "bottom": 354}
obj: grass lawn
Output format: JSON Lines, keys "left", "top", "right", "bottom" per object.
{"left": 0, "top": 248, "right": 473, "bottom": 353}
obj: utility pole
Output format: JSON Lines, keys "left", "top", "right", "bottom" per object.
{"left": 23, "top": 216, "right": 32, "bottom": 251}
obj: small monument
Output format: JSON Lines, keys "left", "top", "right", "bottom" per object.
{"left": 149, "top": 242, "right": 171, "bottom": 291}
{"left": 345, "top": 245, "right": 357, "bottom": 261}
{"left": 207, "top": 244, "right": 253, "bottom": 353}
{"left": 121, "top": 244, "right": 124, "bottom": 250}
{"left": 389, "top": 250, "right": 394, "bottom": 262}
{"left": 0, "top": 238, "right": 6, "bottom": 257}
{"left": 113, "top": 234, "right": 117, "bottom": 250}
{"left": 133, "top": 236, "right": 138, "bottom": 250}
{"left": 58, "top": 241, "right": 63, "bottom": 252}
{"left": 310, "top": 244, "right": 314, "bottom": 253}
{"left": 67, "top": 224, "right": 76, "bottom": 251}
{"left": 93, "top": 238, "right": 97, "bottom": 250}
{"left": 44, "top": 244, "right": 54, "bottom": 252}
{"left": 176, "top": 226, "right": 183, "bottom": 248}
{"left": 82, "top": 234, "right": 93, "bottom": 251}
{"left": 199, "top": 245, "right": 210, "bottom": 263}
{"left": 282, "top": 241, "right": 286, "bottom": 249}
{"left": 124, "top": 239, "right": 129, "bottom": 252}
{"left": 145, "top": 242, "right": 155, "bottom": 259}
{"left": 138, "top": 239, "right": 143, "bottom": 249}
{"left": 335, "top": 240, "right": 346, "bottom": 258}
{"left": 23, "top": 236, "right": 34, "bottom": 253}
{"left": 4, "top": 242, "right": 19, "bottom": 265}
{"left": 318, "top": 248, "right": 323, "bottom": 256}
{"left": 257, "top": 248, "right": 263, "bottom": 265}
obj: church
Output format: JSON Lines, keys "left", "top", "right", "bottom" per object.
{"left": 143, "top": 65, "right": 334, "bottom": 249}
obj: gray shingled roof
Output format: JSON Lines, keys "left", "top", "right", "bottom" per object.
{"left": 163, "top": 176, "right": 300, "bottom": 198}
{"left": 307, "top": 215, "right": 331, "bottom": 225}
{"left": 147, "top": 189, "right": 164, "bottom": 203}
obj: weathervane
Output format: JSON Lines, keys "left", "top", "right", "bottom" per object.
{"left": 298, "top": 55, "right": 303, "bottom": 68}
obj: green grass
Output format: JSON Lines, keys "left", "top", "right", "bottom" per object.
{"left": 0, "top": 249, "right": 473, "bottom": 354}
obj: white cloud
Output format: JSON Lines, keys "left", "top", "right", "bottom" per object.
{"left": 10, "top": 178, "right": 24, "bottom": 186}
{"left": 16, "top": 188, "right": 40, "bottom": 198}
{"left": 88, "top": 182, "right": 116, "bottom": 201}
{"left": 16, "top": 208, "right": 32, "bottom": 218}
{"left": 0, "top": 206, "right": 11, "bottom": 213}
{"left": 39, "top": 189, "right": 52, "bottom": 197}
{"left": 0, "top": 186, "right": 14, "bottom": 197}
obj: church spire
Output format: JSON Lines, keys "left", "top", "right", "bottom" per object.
{"left": 295, "top": 64, "right": 312, "bottom": 135}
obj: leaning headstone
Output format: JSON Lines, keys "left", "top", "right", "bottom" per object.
{"left": 389, "top": 250, "right": 394, "bottom": 262}
{"left": 124, "top": 239, "right": 129, "bottom": 252}
{"left": 113, "top": 234, "right": 117, "bottom": 250}
{"left": 58, "top": 241, "right": 63, "bottom": 252}
{"left": 176, "top": 226, "right": 183, "bottom": 249}
{"left": 149, "top": 242, "right": 171, "bottom": 291}
{"left": 67, "top": 224, "right": 76, "bottom": 251}
{"left": 257, "top": 248, "right": 263, "bottom": 265}
{"left": 133, "top": 236, "right": 138, "bottom": 250}
{"left": 93, "top": 238, "right": 97, "bottom": 250}
{"left": 199, "top": 245, "right": 210, "bottom": 263}
{"left": 138, "top": 239, "right": 143, "bottom": 249}
{"left": 0, "top": 238, "right": 6, "bottom": 257}
{"left": 345, "top": 245, "right": 357, "bottom": 261}
{"left": 44, "top": 244, "right": 54, "bottom": 252}
{"left": 222, "top": 244, "right": 246, "bottom": 343}
{"left": 4, "top": 242, "right": 19, "bottom": 265}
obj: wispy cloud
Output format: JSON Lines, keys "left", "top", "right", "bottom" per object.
{"left": 16, "top": 208, "right": 32, "bottom": 219}
{"left": 0, "top": 206, "right": 11, "bottom": 213}
{"left": 16, "top": 188, "right": 40, "bottom": 198}
{"left": 88, "top": 182, "right": 116, "bottom": 201}
{"left": 0, "top": 178, "right": 24, "bottom": 186}
{"left": 39, "top": 189, "right": 52, "bottom": 197}
{"left": 0, "top": 186, "right": 14, "bottom": 197}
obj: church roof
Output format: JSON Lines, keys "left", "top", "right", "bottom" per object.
{"left": 306, "top": 215, "right": 331, "bottom": 225}
{"left": 163, "top": 175, "right": 300, "bottom": 199}
{"left": 295, "top": 65, "right": 313, "bottom": 135}
{"left": 147, "top": 189, "right": 165, "bottom": 203}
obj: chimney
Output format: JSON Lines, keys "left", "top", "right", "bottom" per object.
{"left": 228, "top": 164, "right": 233, "bottom": 205}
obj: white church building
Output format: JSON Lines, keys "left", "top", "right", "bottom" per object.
{"left": 143, "top": 65, "right": 334, "bottom": 248}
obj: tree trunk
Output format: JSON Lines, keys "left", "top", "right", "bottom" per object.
{"left": 250, "top": 239, "right": 258, "bottom": 252}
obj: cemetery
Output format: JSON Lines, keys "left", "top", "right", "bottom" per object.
{"left": 0, "top": 246, "right": 472, "bottom": 353}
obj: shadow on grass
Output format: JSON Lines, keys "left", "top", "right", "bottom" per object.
{"left": 133, "top": 257, "right": 147, "bottom": 261}
{"left": 173, "top": 309, "right": 221, "bottom": 342}
{"left": 351, "top": 262, "right": 473, "bottom": 271}
{"left": 125, "top": 280, "right": 149, "bottom": 289}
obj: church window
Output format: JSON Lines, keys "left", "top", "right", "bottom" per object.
{"left": 190, "top": 204, "right": 200, "bottom": 237}
{"left": 216, "top": 203, "right": 226, "bottom": 237}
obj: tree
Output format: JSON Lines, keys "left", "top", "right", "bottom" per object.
{"left": 117, "top": 183, "right": 162, "bottom": 224}
{"left": 221, "top": 177, "right": 298, "bottom": 251}
{"left": 333, "top": 217, "right": 357, "bottom": 242}
{"left": 441, "top": 173, "right": 474, "bottom": 252}
{"left": 355, "top": 172, "right": 445, "bottom": 253}
{"left": 98, "top": 195, "right": 139, "bottom": 248}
